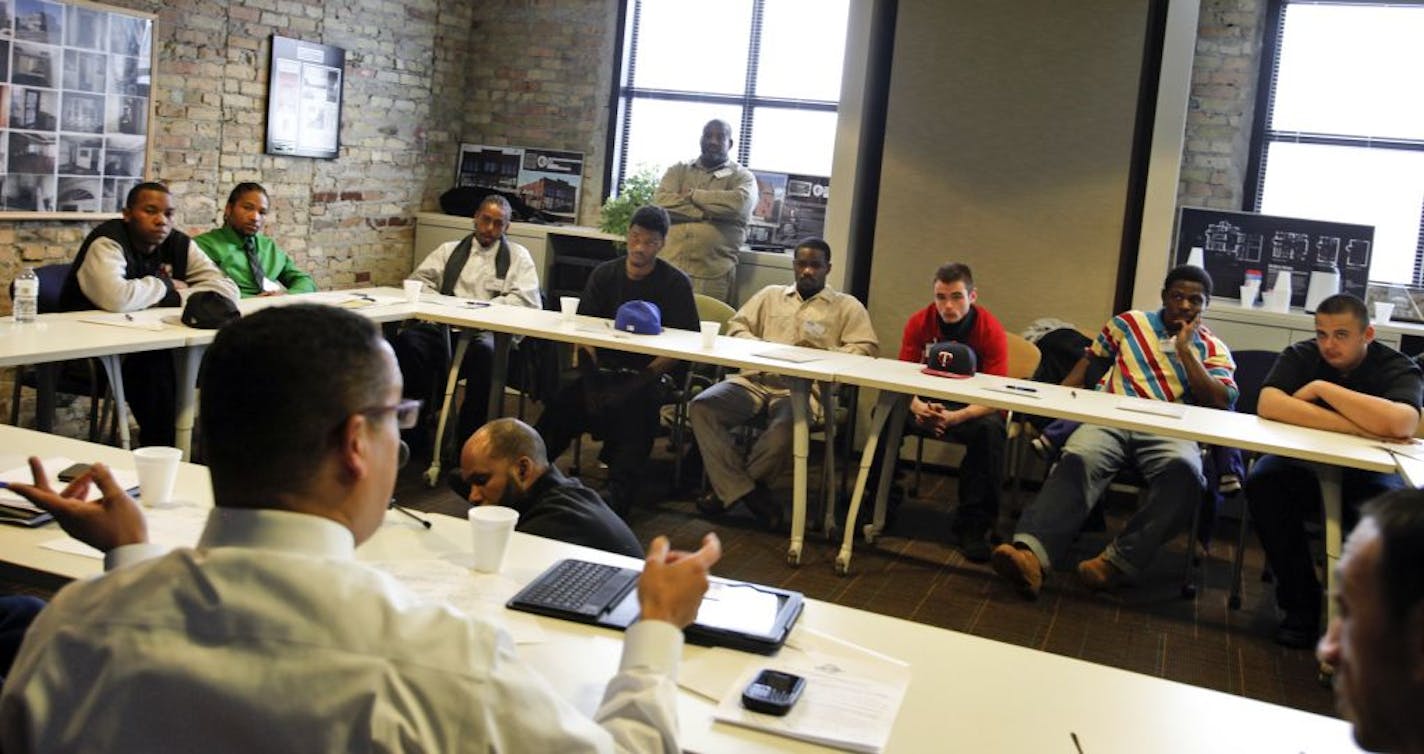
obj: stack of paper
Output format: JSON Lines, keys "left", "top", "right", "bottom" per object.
{"left": 682, "top": 627, "right": 911, "bottom": 753}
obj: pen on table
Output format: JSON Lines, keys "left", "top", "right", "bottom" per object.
{"left": 1004, "top": 384, "right": 1037, "bottom": 393}
{"left": 1071, "top": 732, "right": 1084, "bottom": 753}
{"left": 124, "top": 314, "right": 134, "bottom": 321}
{"left": 1071, "top": 390, "right": 1077, "bottom": 398}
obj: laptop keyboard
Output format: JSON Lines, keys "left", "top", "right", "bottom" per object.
{"left": 517, "top": 560, "right": 638, "bottom": 618}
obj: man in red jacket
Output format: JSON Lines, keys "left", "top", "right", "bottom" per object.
{"left": 897, "top": 262, "right": 1009, "bottom": 561}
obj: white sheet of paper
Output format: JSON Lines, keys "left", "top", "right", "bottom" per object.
{"left": 753, "top": 346, "right": 825, "bottom": 363}
{"left": 261, "top": 277, "right": 286, "bottom": 294}
{"left": 709, "top": 626, "right": 911, "bottom": 753}
{"left": 370, "top": 558, "right": 548, "bottom": 645}
{"left": 39, "top": 499, "right": 208, "bottom": 559}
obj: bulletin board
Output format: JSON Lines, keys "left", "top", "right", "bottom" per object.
{"left": 0, "top": 0, "right": 156, "bottom": 218}
{"left": 1174, "top": 206, "right": 1374, "bottom": 307}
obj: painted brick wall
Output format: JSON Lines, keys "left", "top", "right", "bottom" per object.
{"left": 1178, "top": 0, "right": 1269, "bottom": 212}
{"left": 456, "top": 0, "right": 618, "bottom": 228}
{"left": 0, "top": 0, "right": 479, "bottom": 305}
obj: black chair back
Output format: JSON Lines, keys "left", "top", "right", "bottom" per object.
{"left": 8, "top": 263, "right": 71, "bottom": 314}
{"left": 1231, "top": 350, "right": 1279, "bottom": 416}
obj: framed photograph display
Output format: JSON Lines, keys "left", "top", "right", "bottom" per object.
{"left": 0, "top": 0, "right": 155, "bottom": 218}
{"left": 455, "top": 143, "right": 584, "bottom": 223}
{"left": 265, "top": 35, "right": 344, "bottom": 160}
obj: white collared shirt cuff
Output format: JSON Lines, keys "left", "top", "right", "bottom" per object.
{"left": 104, "top": 542, "right": 169, "bottom": 571}
{"left": 620, "top": 620, "right": 683, "bottom": 679}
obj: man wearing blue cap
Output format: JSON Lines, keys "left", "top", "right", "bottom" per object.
{"left": 533, "top": 206, "right": 699, "bottom": 516}
{"left": 689, "top": 238, "right": 878, "bottom": 530}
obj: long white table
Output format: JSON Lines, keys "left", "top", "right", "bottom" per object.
{"left": 413, "top": 291, "right": 867, "bottom": 565}
{"left": 0, "top": 424, "right": 1368, "bottom": 753}
{"left": 0, "top": 315, "right": 191, "bottom": 449}
{"left": 830, "top": 355, "right": 1400, "bottom": 624}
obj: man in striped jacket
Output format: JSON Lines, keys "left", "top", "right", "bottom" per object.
{"left": 991, "top": 265, "right": 1237, "bottom": 599}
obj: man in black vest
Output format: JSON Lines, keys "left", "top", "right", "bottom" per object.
{"left": 456, "top": 418, "right": 644, "bottom": 559}
{"left": 391, "top": 195, "right": 542, "bottom": 454}
{"left": 60, "top": 181, "right": 238, "bottom": 447}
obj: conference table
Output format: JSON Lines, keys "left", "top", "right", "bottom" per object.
{"left": 0, "top": 313, "right": 191, "bottom": 449}
{"left": 829, "top": 355, "right": 1403, "bottom": 627}
{"left": 412, "top": 291, "right": 868, "bottom": 565}
{"left": 0, "top": 425, "right": 1369, "bottom": 753}
{"left": 7, "top": 289, "right": 855, "bottom": 566}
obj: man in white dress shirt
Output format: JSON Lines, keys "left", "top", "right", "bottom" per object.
{"left": 392, "top": 193, "right": 543, "bottom": 452}
{"left": 1, "top": 303, "right": 720, "bottom": 753}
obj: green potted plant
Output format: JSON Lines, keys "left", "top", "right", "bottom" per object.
{"left": 599, "top": 164, "right": 662, "bottom": 239}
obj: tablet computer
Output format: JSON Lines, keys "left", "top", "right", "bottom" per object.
{"left": 507, "top": 559, "right": 803, "bottom": 654}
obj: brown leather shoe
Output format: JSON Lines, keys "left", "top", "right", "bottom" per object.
{"left": 991, "top": 544, "right": 1043, "bottom": 599}
{"left": 1076, "top": 553, "right": 1128, "bottom": 592}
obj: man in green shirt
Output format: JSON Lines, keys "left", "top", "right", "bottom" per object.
{"left": 194, "top": 183, "right": 317, "bottom": 297}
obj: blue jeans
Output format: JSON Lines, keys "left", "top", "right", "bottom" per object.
{"left": 1014, "top": 425, "right": 1204, "bottom": 577}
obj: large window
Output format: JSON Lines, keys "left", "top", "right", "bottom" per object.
{"left": 609, "top": 0, "right": 850, "bottom": 191}
{"left": 1250, "top": 1, "right": 1424, "bottom": 285}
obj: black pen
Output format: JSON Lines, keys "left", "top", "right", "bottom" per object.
{"left": 124, "top": 314, "right": 134, "bottom": 321}
{"left": 1004, "top": 384, "right": 1037, "bottom": 393}
{"left": 1071, "top": 732, "right": 1084, "bottom": 754}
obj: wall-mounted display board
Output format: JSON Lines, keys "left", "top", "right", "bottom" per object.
{"left": 265, "top": 35, "right": 344, "bottom": 160}
{"left": 1174, "top": 206, "right": 1374, "bottom": 306}
{"left": 0, "top": 0, "right": 155, "bottom": 218}
{"left": 455, "top": 143, "right": 583, "bottom": 223}
{"left": 747, "top": 170, "right": 828, "bottom": 252}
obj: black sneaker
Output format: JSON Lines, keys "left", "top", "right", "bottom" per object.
{"left": 694, "top": 491, "right": 726, "bottom": 518}
{"left": 955, "top": 529, "right": 992, "bottom": 563}
{"left": 1274, "top": 613, "right": 1320, "bottom": 650}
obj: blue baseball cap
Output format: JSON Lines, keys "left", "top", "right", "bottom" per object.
{"left": 614, "top": 300, "right": 662, "bottom": 335}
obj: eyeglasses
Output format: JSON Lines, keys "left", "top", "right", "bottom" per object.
{"left": 360, "top": 398, "right": 423, "bottom": 429}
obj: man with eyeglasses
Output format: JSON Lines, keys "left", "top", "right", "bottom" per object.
{"left": 456, "top": 417, "right": 643, "bottom": 558}
{"left": 1, "top": 304, "right": 720, "bottom": 752}
{"left": 392, "top": 194, "right": 542, "bottom": 454}
{"left": 1245, "top": 293, "right": 1422, "bottom": 649}
{"left": 991, "top": 265, "right": 1237, "bottom": 599}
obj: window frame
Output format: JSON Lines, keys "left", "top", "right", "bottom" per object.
{"left": 1245, "top": 0, "right": 1424, "bottom": 286}
{"left": 604, "top": 0, "right": 842, "bottom": 200}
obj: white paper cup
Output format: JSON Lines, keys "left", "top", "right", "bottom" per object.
{"left": 1265, "top": 289, "right": 1290, "bottom": 313}
{"left": 1239, "top": 284, "right": 1259, "bottom": 307}
{"left": 1374, "top": 301, "right": 1395, "bottom": 323}
{"left": 402, "top": 280, "right": 422, "bottom": 303}
{"left": 560, "top": 296, "right": 579, "bottom": 324}
{"left": 700, "top": 321, "right": 720, "bottom": 349}
{"left": 132, "top": 446, "right": 181, "bottom": 507}
{"left": 469, "top": 505, "right": 519, "bottom": 573}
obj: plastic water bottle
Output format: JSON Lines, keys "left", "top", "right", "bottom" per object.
{"left": 12, "top": 267, "right": 37, "bottom": 324}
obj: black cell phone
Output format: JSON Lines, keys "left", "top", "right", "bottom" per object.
{"left": 57, "top": 463, "right": 92, "bottom": 482}
{"left": 741, "top": 669, "right": 805, "bottom": 716}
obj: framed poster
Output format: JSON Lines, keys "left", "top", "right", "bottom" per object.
{"left": 265, "top": 35, "right": 343, "bottom": 159}
{"left": 746, "top": 170, "right": 829, "bottom": 251}
{"left": 1174, "top": 206, "right": 1374, "bottom": 307}
{"left": 455, "top": 143, "right": 583, "bottom": 223}
{"left": 0, "top": 0, "right": 155, "bottom": 218}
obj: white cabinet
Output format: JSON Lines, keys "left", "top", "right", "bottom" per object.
{"left": 1206, "top": 302, "right": 1406, "bottom": 353}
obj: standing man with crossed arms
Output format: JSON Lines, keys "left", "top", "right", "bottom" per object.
{"left": 652, "top": 119, "right": 756, "bottom": 304}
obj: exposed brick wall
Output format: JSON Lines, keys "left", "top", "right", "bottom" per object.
{"left": 0, "top": 0, "right": 485, "bottom": 304}
{"left": 457, "top": 0, "right": 619, "bottom": 228}
{"left": 1178, "top": 0, "right": 1270, "bottom": 211}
